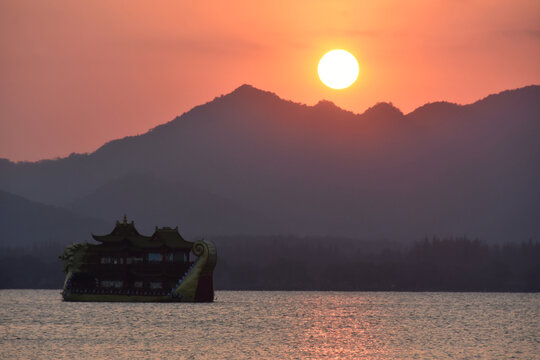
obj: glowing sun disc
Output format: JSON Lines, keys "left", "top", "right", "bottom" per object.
{"left": 318, "top": 50, "right": 359, "bottom": 89}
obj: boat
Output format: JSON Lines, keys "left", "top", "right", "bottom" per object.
{"left": 59, "top": 216, "right": 217, "bottom": 302}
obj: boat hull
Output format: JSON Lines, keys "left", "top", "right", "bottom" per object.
{"left": 60, "top": 240, "right": 217, "bottom": 303}
{"left": 62, "top": 292, "right": 178, "bottom": 302}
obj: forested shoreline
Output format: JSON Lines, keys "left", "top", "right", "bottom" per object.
{"left": 1, "top": 237, "right": 538, "bottom": 292}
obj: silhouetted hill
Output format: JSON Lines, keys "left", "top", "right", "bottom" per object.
{"left": 407, "top": 101, "right": 461, "bottom": 120}
{"left": 362, "top": 101, "right": 404, "bottom": 119}
{"left": 0, "top": 189, "right": 108, "bottom": 246}
{"left": 0, "top": 84, "right": 539, "bottom": 242}
{"left": 67, "top": 172, "right": 279, "bottom": 236}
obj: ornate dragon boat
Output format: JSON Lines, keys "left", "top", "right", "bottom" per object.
{"left": 59, "top": 216, "right": 217, "bottom": 302}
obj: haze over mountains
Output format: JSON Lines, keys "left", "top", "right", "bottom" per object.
{"left": 1, "top": 84, "right": 539, "bottom": 245}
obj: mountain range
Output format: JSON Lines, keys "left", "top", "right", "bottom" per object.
{"left": 1, "top": 84, "right": 539, "bottom": 245}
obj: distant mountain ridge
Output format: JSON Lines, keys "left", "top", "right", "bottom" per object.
{"left": 0, "top": 189, "right": 108, "bottom": 246}
{"left": 1, "top": 84, "right": 539, "bottom": 243}
{"left": 66, "top": 172, "right": 279, "bottom": 237}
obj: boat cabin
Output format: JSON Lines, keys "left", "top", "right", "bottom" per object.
{"left": 68, "top": 216, "right": 194, "bottom": 296}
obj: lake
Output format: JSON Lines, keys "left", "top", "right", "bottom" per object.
{"left": 0, "top": 290, "right": 538, "bottom": 359}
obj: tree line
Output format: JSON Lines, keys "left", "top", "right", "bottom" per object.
{"left": 1, "top": 236, "right": 538, "bottom": 291}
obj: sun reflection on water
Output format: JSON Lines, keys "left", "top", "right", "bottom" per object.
{"left": 0, "top": 290, "right": 538, "bottom": 359}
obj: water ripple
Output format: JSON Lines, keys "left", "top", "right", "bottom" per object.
{"left": 0, "top": 290, "right": 538, "bottom": 359}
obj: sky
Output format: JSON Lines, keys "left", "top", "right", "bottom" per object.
{"left": 1, "top": 0, "right": 539, "bottom": 162}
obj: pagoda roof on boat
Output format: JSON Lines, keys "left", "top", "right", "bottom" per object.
{"left": 150, "top": 226, "right": 193, "bottom": 250}
{"left": 91, "top": 216, "right": 193, "bottom": 250}
{"left": 92, "top": 215, "right": 150, "bottom": 243}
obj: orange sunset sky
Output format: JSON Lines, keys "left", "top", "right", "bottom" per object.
{"left": 1, "top": 0, "right": 539, "bottom": 162}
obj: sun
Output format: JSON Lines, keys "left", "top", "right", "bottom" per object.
{"left": 318, "top": 50, "right": 359, "bottom": 90}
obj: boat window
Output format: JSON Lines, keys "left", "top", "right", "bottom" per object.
{"left": 101, "top": 280, "right": 123, "bottom": 288}
{"left": 148, "top": 253, "right": 163, "bottom": 262}
{"left": 134, "top": 281, "right": 143, "bottom": 288}
{"left": 149, "top": 282, "right": 162, "bottom": 289}
{"left": 102, "top": 257, "right": 124, "bottom": 265}
{"left": 173, "top": 252, "right": 186, "bottom": 263}
{"left": 166, "top": 253, "right": 173, "bottom": 262}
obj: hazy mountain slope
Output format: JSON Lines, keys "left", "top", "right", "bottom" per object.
{"left": 0, "top": 189, "right": 108, "bottom": 246}
{"left": 67, "top": 172, "right": 282, "bottom": 237}
{"left": 0, "top": 84, "right": 539, "bottom": 241}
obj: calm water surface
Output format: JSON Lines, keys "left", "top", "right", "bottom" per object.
{"left": 0, "top": 290, "right": 538, "bottom": 359}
